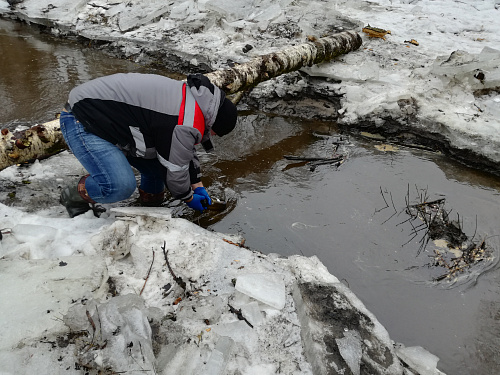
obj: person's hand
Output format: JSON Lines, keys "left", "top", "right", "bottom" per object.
{"left": 185, "top": 192, "right": 210, "bottom": 212}
{"left": 194, "top": 187, "right": 212, "bottom": 206}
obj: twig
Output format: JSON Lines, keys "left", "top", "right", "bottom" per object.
{"left": 161, "top": 241, "right": 186, "bottom": 290}
{"left": 389, "top": 191, "right": 397, "bottom": 212}
{"left": 223, "top": 238, "right": 246, "bottom": 247}
{"left": 283, "top": 155, "right": 343, "bottom": 162}
{"left": 86, "top": 310, "right": 96, "bottom": 333}
{"left": 162, "top": 241, "right": 176, "bottom": 278}
{"left": 95, "top": 306, "right": 102, "bottom": 341}
{"left": 417, "top": 230, "right": 431, "bottom": 255}
{"left": 86, "top": 310, "right": 96, "bottom": 348}
{"left": 140, "top": 250, "right": 155, "bottom": 296}
{"left": 375, "top": 187, "right": 389, "bottom": 213}
{"left": 308, "top": 157, "right": 344, "bottom": 167}
{"left": 381, "top": 210, "right": 397, "bottom": 225}
{"left": 471, "top": 215, "right": 478, "bottom": 241}
{"left": 228, "top": 304, "right": 253, "bottom": 328}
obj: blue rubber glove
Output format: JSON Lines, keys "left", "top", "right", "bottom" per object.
{"left": 194, "top": 187, "right": 212, "bottom": 206}
{"left": 186, "top": 193, "right": 209, "bottom": 212}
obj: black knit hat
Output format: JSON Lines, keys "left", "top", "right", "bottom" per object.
{"left": 212, "top": 98, "right": 237, "bottom": 137}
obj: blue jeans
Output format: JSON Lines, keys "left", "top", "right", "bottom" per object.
{"left": 60, "top": 111, "right": 166, "bottom": 203}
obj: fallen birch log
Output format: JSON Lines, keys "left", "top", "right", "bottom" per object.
{"left": 206, "top": 30, "right": 362, "bottom": 94}
{"left": 0, "top": 119, "right": 67, "bottom": 171}
{"left": 0, "top": 31, "right": 362, "bottom": 171}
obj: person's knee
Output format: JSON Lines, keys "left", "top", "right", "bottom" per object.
{"left": 93, "top": 174, "right": 137, "bottom": 203}
{"left": 109, "top": 176, "right": 137, "bottom": 201}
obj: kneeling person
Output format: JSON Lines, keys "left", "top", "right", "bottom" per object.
{"left": 59, "top": 73, "right": 237, "bottom": 217}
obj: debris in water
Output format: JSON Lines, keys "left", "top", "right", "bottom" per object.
{"left": 377, "top": 185, "right": 494, "bottom": 284}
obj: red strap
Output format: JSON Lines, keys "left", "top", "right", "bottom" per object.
{"left": 193, "top": 103, "right": 205, "bottom": 136}
{"left": 178, "top": 84, "right": 186, "bottom": 125}
{"left": 178, "top": 83, "right": 206, "bottom": 144}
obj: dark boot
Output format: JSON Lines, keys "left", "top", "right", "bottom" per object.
{"left": 60, "top": 175, "right": 95, "bottom": 218}
{"left": 139, "top": 188, "right": 165, "bottom": 207}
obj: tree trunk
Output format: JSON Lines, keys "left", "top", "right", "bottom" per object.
{"left": 0, "top": 31, "right": 362, "bottom": 171}
{"left": 0, "top": 119, "right": 67, "bottom": 171}
{"left": 207, "top": 31, "right": 362, "bottom": 94}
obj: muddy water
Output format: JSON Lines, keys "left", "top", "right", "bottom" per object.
{"left": 2, "top": 19, "right": 500, "bottom": 375}
{"left": 208, "top": 117, "right": 500, "bottom": 375}
{"left": 0, "top": 18, "right": 179, "bottom": 129}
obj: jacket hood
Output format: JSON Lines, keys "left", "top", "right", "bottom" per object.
{"left": 186, "top": 74, "right": 224, "bottom": 144}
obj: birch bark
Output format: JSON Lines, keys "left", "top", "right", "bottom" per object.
{"left": 0, "top": 120, "right": 66, "bottom": 171}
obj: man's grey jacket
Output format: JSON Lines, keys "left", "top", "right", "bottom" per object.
{"left": 68, "top": 73, "right": 224, "bottom": 201}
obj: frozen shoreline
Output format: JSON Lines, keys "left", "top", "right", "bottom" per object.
{"left": 0, "top": 152, "right": 445, "bottom": 375}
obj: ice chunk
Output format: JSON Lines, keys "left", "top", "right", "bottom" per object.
{"left": 0, "top": 256, "right": 106, "bottom": 351}
{"left": 431, "top": 47, "right": 500, "bottom": 89}
{"left": 302, "top": 59, "right": 380, "bottom": 82}
{"left": 250, "top": 3, "right": 282, "bottom": 26}
{"left": 64, "top": 294, "right": 156, "bottom": 373}
{"left": 203, "top": 336, "right": 234, "bottom": 375}
{"left": 91, "top": 220, "right": 131, "bottom": 260}
{"left": 111, "top": 206, "right": 172, "bottom": 220}
{"left": 396, "top": 345, "right": 445, "bottom": 375}
{"left": 0, "top": 1, "right": 9, "bottom": 13}
{"left": 117, "top": 2, "right": 170, "bottom": 32}
{"left": 156, "top": 344, "right": 202, "bottom": 374}
{"left": 205, "top": 0, "right": 256, "bottom": 21}
{"left": 105, "top": 3, "right": 127, "bottom": 17}
{"left": 169, "top": 1, "right": 192, "bottom": 20}
{"left": 213, "top": 320, "right": 252, "bottom": 338}
{"left": 11, "top": 224, "right": 58, "bottom": 243}
{"left": 175, "top": 295, "right": 225, "bottom": 323}
{"left": 212, "top": 321, "right": 258, "bottom": 352}
{"left": 235, "top": 273, "right": 286, "bottom": 310}
{"left": 240, "top": 301, "right": 264, "bottom": 327}
{"left": 206, "top": 0, "right": 281, "bottom": 25}
{"left": 336, "top": 331, "right": 362, "bottom": 375}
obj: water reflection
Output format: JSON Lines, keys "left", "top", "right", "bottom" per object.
{"left": 469, "top": 299, "right": 500, "bottom": 374}
{"left": 0, "top": 18, "right": 173, "bottom": 129}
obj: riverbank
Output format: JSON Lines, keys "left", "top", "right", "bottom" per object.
{"left": 1, "top": 0, "right": 499, "bottom": 175}
{"left": 0, "top": 151, "right": 445, "bottom": 374}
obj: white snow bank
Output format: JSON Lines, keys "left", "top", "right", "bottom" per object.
{"left": 0, "top": 255, "right": 107, "bottom": 350}
{"left": 0, "top": 201, "right": 444, "bottom": 374}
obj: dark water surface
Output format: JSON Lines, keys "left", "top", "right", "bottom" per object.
{"left": 0, "top": 18, "right": 179, "bottom": 129}
{"left": 2, "top": 18, "right": 500, "bottom": 375}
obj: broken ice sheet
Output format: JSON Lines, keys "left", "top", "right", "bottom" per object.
{"left": 240, "top": 301, "right": 263, "bottom": 327}
{"left": 235, "top": 273, "right": 286, "bottom": 310}
{"left": 396, "top": 345, "right": 444, "bottom": 375}
{"left": 336, "top": 330, "right": 362, "bottom": 375}
{"left": 11, "top": 223, "right": 58, "bottom": 243}
{"left": 212, "top": 321, "right": 258, "bottom": 352}
{"left": 431, "top": 47, "right": 500, "bottom": 89}
{"left": 203, "top": 336, "right": 234, "bottom": 375}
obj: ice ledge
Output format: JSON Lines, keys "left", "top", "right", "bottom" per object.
{"left": 0, "top": 210, "right": 446, "bottom": 374}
